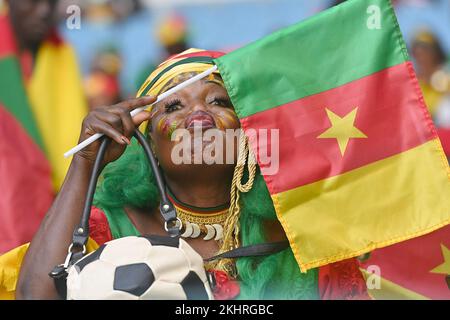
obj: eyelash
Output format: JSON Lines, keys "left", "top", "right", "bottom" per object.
{"left": 210, "top": 97, "right": 231, "bottom": 108}
{"left": 164, "top": 96, "right": 231, "bottom": 113}
{"left": 164, "top": 99, "right": 183, "bottom": 113}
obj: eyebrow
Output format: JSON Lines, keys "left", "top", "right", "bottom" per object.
{"left": 204, "top": 79, "right": 226, "bottom": 88}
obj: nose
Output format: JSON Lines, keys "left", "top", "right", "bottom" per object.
{"left": 190, "top": 101, "right": 209, "bottom": 113}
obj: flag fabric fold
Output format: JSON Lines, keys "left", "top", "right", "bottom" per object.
{"left": 0, "top": 12, "right": 87, "bottom": 253}
{"left": 214, "top": 0, "right": 450, "bottom": 272}
{"left": 0, "top": 14, "right": 53, "bottom": 254}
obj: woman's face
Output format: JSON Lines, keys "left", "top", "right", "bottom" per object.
{"left": 148, "top": 73, "right": 240, "bottom": 175}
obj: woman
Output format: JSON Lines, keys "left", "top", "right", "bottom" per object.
{"left": 15, "top": 49, "right": 369, "bottom": 300}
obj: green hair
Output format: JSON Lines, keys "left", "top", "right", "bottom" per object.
{"left": 94, "top": 138, "right": 319, "bottom": 299}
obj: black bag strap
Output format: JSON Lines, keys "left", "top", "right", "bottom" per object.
{"left": 50, "top": 130, "right": 179, "bottom": 297}
{"left": 205, "top": 240, "right": 289, "bottom": 261}
{"left": 72, "top": 130, "right": 180, "bottom": 250}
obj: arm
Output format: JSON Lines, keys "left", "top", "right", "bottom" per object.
{"left": 15, "top": 96, "right": 155, "bottom": 299}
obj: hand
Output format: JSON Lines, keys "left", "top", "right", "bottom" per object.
{"left": 75, "top": 96, "right": 156, "bottom": 165}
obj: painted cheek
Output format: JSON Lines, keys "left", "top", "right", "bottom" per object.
{"left": 215, "top": 118, "right": 225, "bottom": 130}
{"left": 156, "top": 116, "right": 179, "bottom": 140}
{"left": 156, "top": 117, "right": 168, "bottom": 134}
{"left": 217, "top": 111, "right": 239, "bottom": 129}
{"left": 167, "top": 121, "right": 178, "bottom": 140}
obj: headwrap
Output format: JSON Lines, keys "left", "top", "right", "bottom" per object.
{"left": 136, "top": 48, "right": 225, "bottom": 132}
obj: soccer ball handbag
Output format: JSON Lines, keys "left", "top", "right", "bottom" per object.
{"left": 49, "top": 130, "right": 288, "bottom": 300}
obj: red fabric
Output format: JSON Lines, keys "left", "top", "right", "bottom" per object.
{"left": 0, "top": 106, "right": 53, "bottom": 254}
{"left": 88, "top": 206, "right": 113, "bottom": 246}
{"left": 209, "top": 270, "right": 240, "bottom": 300}
{"left": 46, "top": 28, "right": 64, "bottom": 46}
{"left": 436, "top": 129, "right": 450, "bottom": 157}
{"left": 318, "top": 258, "right": 371, "bottom": 300}
{"left": 0, "top": 14, "right": 17, "bottom": 58}
{"left": 359, "top": 225, "right": 450, "bottom": 299}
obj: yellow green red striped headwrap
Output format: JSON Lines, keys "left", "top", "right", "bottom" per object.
{"left": 136, "top": 48, "right": 225, "bottom": 133}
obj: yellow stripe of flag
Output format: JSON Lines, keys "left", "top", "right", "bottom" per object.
{"left": 275, "top": 140, "right": 450, "bottom": 272}
{"left": 28, "top": 41, "right": 87, "bottom": 191}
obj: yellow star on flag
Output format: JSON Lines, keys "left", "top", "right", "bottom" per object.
{"left": 318, "top": 107, "right": 367, "bottom": 156}
{"left": 430, "top": 244, "right": 450, "bottom": 275}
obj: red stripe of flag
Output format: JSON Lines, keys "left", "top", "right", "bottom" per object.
{"left": 0, "top": 14, "right": 17, "bottom": 58}
{"left": 360, "top": 224, "right": 450, "bottom": 299}
{"left": 241, "top": 62, "right": 436, "bottom": 194}
{"left": 0, "top": 105, "right": 53, "bottom": 253}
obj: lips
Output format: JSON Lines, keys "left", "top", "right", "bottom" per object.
{"left": 185, "top": 111, "right": 216, "bottom": 130}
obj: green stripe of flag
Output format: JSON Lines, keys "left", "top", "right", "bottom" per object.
{"left": 214, "top": 0, "right": 408, "bottom": 119}
{"left": 0, "top": 56, "right": 44, "bottom": 149}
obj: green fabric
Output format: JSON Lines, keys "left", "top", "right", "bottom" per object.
{"left": 0, "top": 56, "right": 44, "bottom": 148}
{"left": 214, "top": 0, "right": 408, "bottom": 118}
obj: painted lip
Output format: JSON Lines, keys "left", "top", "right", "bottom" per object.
{"left": 185, "top": 111, "right": 216, "bottom": 130}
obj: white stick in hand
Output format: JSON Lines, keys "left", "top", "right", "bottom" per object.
{"left": 64, "top": 65, "right": 218, "bottom": 158}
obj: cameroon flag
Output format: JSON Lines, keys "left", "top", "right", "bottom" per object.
{"left": 214, "top": 0, "right": 450, "bottom": 272}
{"left": 360, "top": 224, "right": 450, "bottom": 299}
{"left": 0, "top": 14, "right": 53, "bottom": 253}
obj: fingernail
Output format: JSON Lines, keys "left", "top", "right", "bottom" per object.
{"left": 121, "top": 136, "right": 131, "bottom": 145}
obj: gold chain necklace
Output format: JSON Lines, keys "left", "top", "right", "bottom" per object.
{"left": 173, "top": 204, "right": 228, "bottom": 241}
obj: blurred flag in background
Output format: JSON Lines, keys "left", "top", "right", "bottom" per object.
{"left": 360, "top": 224, "right": 450, "bottom": 299}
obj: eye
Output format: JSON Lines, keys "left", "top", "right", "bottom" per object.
{"left": 164, "top": 98, "right": 183, "bottom": 113}
{"left": 209, "top": 97, "right": 231, "bottom": 108}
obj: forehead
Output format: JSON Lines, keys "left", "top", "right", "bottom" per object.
{"left": 151, "top": 73, "right": 227, "bottom": 107}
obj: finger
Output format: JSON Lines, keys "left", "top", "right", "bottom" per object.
{"left": 109, "top": 107, "right": 135, "bottom": 138}
{"left": 115, "top": 95, "right": 157, "bottom": 111}
{"left": 88, "top": 120, "right": 128, "bottom": 145}
{"left": 132, "top": 110, "right": 152, "bottom": 126}
{"left": 94, "top": 111, "right": 123, "bottom": 133}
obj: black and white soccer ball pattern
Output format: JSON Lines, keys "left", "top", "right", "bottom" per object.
{"left": 66, "top": 235, "right": 214, "bottom": 300}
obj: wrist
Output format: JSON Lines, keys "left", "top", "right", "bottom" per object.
{"left": 72, "top": 154, "right": 96, "bottom": 170}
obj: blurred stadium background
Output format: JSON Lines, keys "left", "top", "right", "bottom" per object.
{"left": 48, "top": 0, "right": 449, "bottom": 98}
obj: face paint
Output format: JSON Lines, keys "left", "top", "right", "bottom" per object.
{"left": 156, "top": 115, "right": 179, "bottom": 140}
{"left": 167, "top": 121, "right": 178, "bottom": 139}
{"left": 213, "top": 110, "right": 239, "bottom": 131}
{"left": 214, "top": 117, "right": 225, "bottom": 130}
{"left": 223, "top": 112, "right": 239, "bottom": 126}
{"left": 150, "top": 107, "right": 159, "bottom": 119}
{"left": 157, "top": 116, "right": 168, "bottom": 134}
